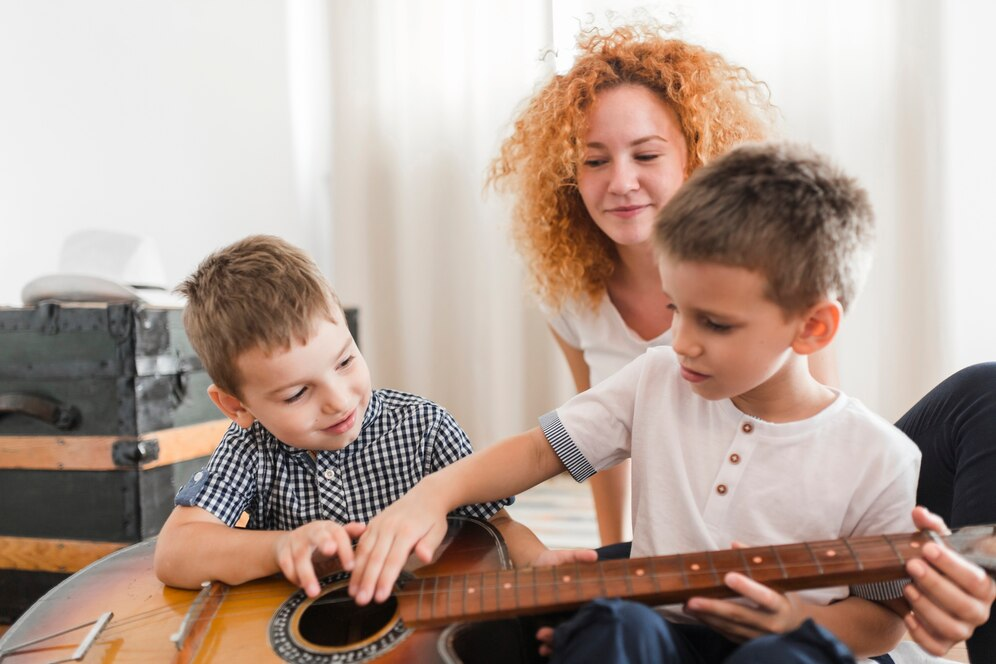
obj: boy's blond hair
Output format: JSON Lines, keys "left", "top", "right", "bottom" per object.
{"left": 176, "top": 235, "right": 342, "bottom": 398}
{"left": 654, "top": 142, "right": 874, "bottom": 314}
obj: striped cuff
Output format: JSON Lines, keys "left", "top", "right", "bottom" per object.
{"left": 850, "top": 578, "right": 911, "bottom": 601}
{"left": 539, "top": 410, "right": 597, "bottom": 482}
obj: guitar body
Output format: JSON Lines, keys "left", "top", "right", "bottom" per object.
{"left": 0, "top": 516, "right": 516, "bottom": 663}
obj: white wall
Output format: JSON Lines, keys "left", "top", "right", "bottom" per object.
{"left": 1, "top": 1, "right": 991, "bottom": 428}
{"left": 944, "top": 1, "right": 996, "bottom": 375}
{"left": 0, "top": 0, "right": 309, "bottom": 305}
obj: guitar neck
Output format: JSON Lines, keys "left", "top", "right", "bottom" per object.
{"left": 398, "top": 530, "right": 936, "bottom": 628}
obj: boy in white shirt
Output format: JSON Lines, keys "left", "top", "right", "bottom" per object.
{"left": 347, "top": 142, "right": 920, "bottom": 662}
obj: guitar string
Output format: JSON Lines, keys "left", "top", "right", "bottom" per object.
{"left": 88, "top": 543, "right": 919, "bottom": 638}
{"left": 107, "top": 540, "right": 918, "bottom": 620}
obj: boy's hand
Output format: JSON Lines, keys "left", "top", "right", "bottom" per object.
{"left": 275, "top": 520, "right": 366, "bottom": 598}
{"left": 536, "top": 626, "right": 556, "bottom": 657}
{"left": 683, "top": 572, "right": 805, "bottom": 642}
{"left": 530, "top": 547, "right": 598, "bottom": 568}
{"left": 903, "top": 506, "right": 996, "bottom": 655}
{"left": 349, "top": 487, "right": 451, "bottom": 605}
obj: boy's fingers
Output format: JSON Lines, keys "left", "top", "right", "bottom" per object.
{"left": 335, "top": 529, "right": 355, "bottom": 571}
{"left": 411, "top": 522, "right": 448, "bottom": 565}
{"left": 905, "top": 611, "right": 952, "bottom": 657}
{"left": 351, "top": 531, "right": 392, "bottom": 604}
{"left": 295, "top": 541, "right": 320, "bottom": 597}
{"left": 536, "top": 626, "right": 555, "bottom": 657}
{"left": 535, "top": 626, "right": 555, "bottom": 644}
{"left": 723, "top": 572, "right": 780, "bottom": 611}
{"left": 924, "top": 542, "right": 995, "bottom": 603}
{"left": 911, "top": 506, "right": 949, "bottom": 535}
{"left": 684, "top": 603, "right": 754, "bottom": 642}
{"left": 903, "top": 576, "right": 972, "bottom": 645}
{"left": 344, "top": 521, "right": 367, "bottom": 539}
{"left": 910, "top": 544, "right": 994, "bottom": 620}
{"left": 375, "top": 536, "right": 423, "bottom": 603}
{"left": 276, "top": 545, "right": 297, "bottom": 585}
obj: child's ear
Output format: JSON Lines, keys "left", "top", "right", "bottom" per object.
{"left": 207, "top": 384, "right": 256, "bottom": 429}
{"left": 792, "top": 300, "right": 842, "bottom": 355}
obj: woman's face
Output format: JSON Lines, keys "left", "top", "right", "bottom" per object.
{"left": 577, "top": 84, "right": 688, "bottom": 250}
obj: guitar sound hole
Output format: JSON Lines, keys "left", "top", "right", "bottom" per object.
{"left": 297, "top": 586, "right": 399, "bottom": 648}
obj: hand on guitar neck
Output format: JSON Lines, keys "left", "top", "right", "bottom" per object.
{"left": 901, "top": 506, "right": 996, "bottom": 657}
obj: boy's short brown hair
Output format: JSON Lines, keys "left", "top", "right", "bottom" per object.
{"left": 654, "top": 141, "right": 875, "bottom": 315}
{"left": 176, "top": 235, "right": 342, "bottom": 398}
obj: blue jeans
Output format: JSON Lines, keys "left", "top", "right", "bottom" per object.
{"left": 549, "top": 598, "right": 856, "bottom": 664}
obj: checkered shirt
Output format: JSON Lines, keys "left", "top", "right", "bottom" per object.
{"left": 175, "top": 388, "right": 511, "bottom": 529}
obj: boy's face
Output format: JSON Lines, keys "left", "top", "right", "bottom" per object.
{"left": 659, "top": 254, "right": 805, "bottom": 407}
{"left": 230, "top": 316, "right": 372, "bottom": 451}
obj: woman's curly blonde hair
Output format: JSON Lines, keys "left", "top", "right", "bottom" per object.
{"left": 488, "top": 24, "right": 777, "bottom": 310}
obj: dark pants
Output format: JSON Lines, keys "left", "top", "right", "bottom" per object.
{"left": 896, "top": 362, "right": 996, "bottom": 661}
{"left": 549, "top": 598, "right": 856, "bottom": 664}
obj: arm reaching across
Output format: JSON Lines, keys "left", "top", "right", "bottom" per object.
{"left": 154, "top": 505, "right": 363, "bottom": 597}
{"left": 489, "top": 508, "right": 598, "bottom": 569}
{"left": 349, "top": 427, "right": 567, "bottom": 605}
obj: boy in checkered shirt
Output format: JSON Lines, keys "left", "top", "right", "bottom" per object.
{"left": 154, "top": 235, "right": 589, "bottom": 596}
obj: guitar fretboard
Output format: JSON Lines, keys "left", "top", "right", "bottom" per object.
{"left": 398, "top": 531, "right": 935, "bottom": 628}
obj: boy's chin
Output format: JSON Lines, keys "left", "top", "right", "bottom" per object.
{"left": 688, "top": 382, "right": 731, "bottom": 401}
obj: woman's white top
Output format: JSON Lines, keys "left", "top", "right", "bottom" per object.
{"left": 545, "top": 295, "right": 672, "bottom": 386}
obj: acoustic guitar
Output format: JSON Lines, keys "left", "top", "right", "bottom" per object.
{"left": 1, "top": 516, "right": 993, "bottom": 663}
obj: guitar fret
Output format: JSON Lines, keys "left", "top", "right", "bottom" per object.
{"left": 842, "top": 538, "right": 862, "bottom": 571}
{"left": 771, "top": 545, "right": 788, "bottom": 579}
{"left": 705, "top": 550, "right": 721, "bottom": 585}
{"left": 447, "top": 574, "right": 455, "bottom": 621}
{"left": 736, "top": 548, "right": 752, "bottom": 578}
{"left": 597, "top": 560, "right": 608, "bottom": 597}
{"left": 623, "top": 558, "right": 634, "bottom": 596}
{"left": 462, "top": 573, "right": 468, "bottom": 620}
{"left": 477, "top": 571, "right": 485, "bottom": 616}
{"left": 431, "top": 575, "right": 440, "bottom": 621}
{"left": 649, "top": 555, "right": 663, "bottom": 593}
{"left": 803, "top": 541, "right": 824, "bottom": 574}
{"left": 416, "top": 576, "right": 425, "bottom": 623}
{"left": 676, "top": 553, "right": 689, "bottom": 589}
{"left": 531, "top": 565, "right": 538, "bottom": 610}
{"left": 512, "top": 567, "right": 522, "bottom": 609}
{"left": 884, "top": 534, "right": 905, "bottom": 565}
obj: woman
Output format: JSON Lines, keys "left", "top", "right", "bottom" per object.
{"left": 489, "top": 23, "right": 836, "bottom": 547}
{"left": 489, "top": 23, "right": 993, "bottom": 659}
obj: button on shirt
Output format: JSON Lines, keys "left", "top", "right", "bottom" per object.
{"left": 176, "top": 389, "right": 511, "bottom": 529}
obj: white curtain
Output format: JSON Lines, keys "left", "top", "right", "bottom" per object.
{"left": 307, "top": 0, "right": 993, "bottom": 446}
{"left": 324, "top": 0, "right": 572, "bottom": 446}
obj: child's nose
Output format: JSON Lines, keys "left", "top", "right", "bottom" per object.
{"left": 671, "top": 320, "right": 701, "bottom": 358}
{"left": 319, "top": 383, "right": 350, "bottom": 413}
